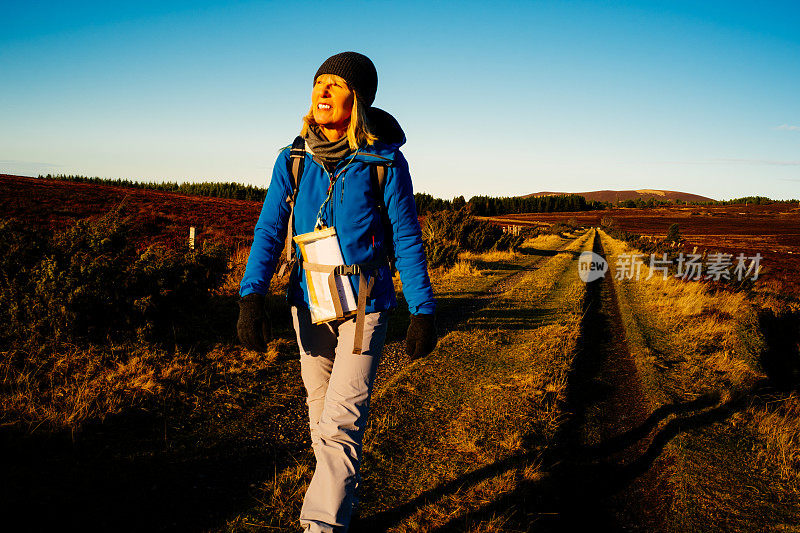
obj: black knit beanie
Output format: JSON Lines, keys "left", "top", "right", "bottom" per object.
{"left": 314, "top": 51, "right": 378, "bottom": 108}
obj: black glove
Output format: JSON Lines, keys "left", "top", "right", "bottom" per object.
{"left": 405, "top": 314, "right": 437, "bottom": 359}
{"left": 237, "top": 293, "right": 271, "bottom": 351}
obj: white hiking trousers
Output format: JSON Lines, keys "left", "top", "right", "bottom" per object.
{"left": 291, "top": 305, "right": 388, "bottom": 533}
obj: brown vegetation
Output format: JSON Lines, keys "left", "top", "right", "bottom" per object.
{"left": 0, "top": 174, "right": 261, "bottom": 249}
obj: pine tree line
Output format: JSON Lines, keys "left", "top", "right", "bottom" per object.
{"left": 467, "top": 194, "right": 595, "bottom": 216}
{"left": 37, "top": 175, "right": 798, "bottom": 210}
{"left": 39, "top": 174, "right": 267, "bottom": 202}
{"left": 714, "top": 196, "right": 800, "bottom": 205}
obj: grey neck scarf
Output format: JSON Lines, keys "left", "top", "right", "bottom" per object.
{"left": 305, "top": 125, "right": 353, "bottom": 169}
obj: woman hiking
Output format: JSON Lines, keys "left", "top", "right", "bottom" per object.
{"left": 237, "top": 51, "right": 437, "bottom": 532}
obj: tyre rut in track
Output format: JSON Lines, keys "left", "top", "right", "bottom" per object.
{"left": 543, "top": 229, "right": 673, "bottom": 531}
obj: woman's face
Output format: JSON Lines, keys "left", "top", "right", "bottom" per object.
{"left": 312, "top": 74, "right": 354, "bottom": 132}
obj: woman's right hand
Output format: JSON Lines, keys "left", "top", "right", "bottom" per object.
{"left": 405, "top": 313, "right": 437, "bottom": 359}
{"left": 237, "top": 294, "right": 272, "bottom": 351}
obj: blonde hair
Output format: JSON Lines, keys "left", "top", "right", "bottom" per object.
{"left": 302, "top": 74, "right": 377, "bottom": 150}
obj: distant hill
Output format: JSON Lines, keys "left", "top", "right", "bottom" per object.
{"left": 524, "top": 189, "right": 715, "bottom": 203}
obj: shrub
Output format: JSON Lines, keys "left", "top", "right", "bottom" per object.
{"left": 423, "top": 239, "right": 460, "bottom": 269}
{"left": 665, "top": 223, "right": 682, "bottom": 244}
{"left": 462, "top": 220, "right": 503, "bottom": 251}
{"left": 493, "top": 232, "right": 525, "bottom": 252}
{"left": 600, "top": 215, "right": 617, "bottom": 230}
{"left": 420, "top": 209, "right": 470, "bottom": 244}
{"left": 0, "top": 208, "right": 229, "bottom": 349}
{"left": 419, "top": 208, "right": 526, "bottom": 267}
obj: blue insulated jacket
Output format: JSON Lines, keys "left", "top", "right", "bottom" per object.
{"left": 239, "top": 111, "right": 436, "bottom": 316}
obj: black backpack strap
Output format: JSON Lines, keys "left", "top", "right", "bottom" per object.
{"left": 370, "top": 164, "right": 395, "bottom": 272}
{"left": 287, "top": 135, "right": 306, "bottom": 199}
{"left": 278, "top": 136, "right": 305, "bottom": 277}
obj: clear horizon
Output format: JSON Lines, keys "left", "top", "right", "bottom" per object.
{"left": 2, "top": 1, "right": 799, "bottom": 200}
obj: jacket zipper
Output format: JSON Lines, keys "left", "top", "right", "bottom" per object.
{"left": 313, "top": 152, "right": 358, "bottom": 229}
{"left": 336, "top": 157, "right": 346, "bottom": 206}
{"left": 328, "top": 167, "right": 337, "bottom": 229}
{"left": 316, "top": 159, "right": 334, "bottom": 229}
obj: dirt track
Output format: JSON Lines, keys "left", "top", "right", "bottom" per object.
{"left": 547, "top": 230, "right": 673, "bottom": 531}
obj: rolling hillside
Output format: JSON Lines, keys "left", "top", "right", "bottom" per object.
{"left": 524, "top": 189, "right": 716, "bottom": 203}
{"left": 0, "top": 174, "right": 261, "bottom": 248}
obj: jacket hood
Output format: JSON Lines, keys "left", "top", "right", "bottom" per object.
{"left": 368, "top": 107, "right": 406, "bottom": 149}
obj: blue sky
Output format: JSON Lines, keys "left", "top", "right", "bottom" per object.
{"left": 2, "top": 1, "right": 799, "bottom": 200}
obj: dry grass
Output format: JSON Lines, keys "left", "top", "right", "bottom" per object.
{"left": 748, "top": 394, "right": 800, "bottom": 490}
{"left": 459, "top": 249, "right": 519, "bottom": 264}
{"left": 447, "top": 234, "right": 571, "bottom": 276}
{"left": 219, "top": 458, "right": 314, "bottom": 531}
{"left": 1, "top": 343, "right": 168, "bottom": 430}
{"left": 598, "top": 229, "right": 764, "bottom": 395}
{"left": 217, "top": 243, "right": 251, "bottom": 295}
{"left": 444, "top": 259, "right": 482, "bottom": 279}
{"left": 218, "top": 244, "right": 290, "bottom": 296}
{"left": 388, "top": 468, "right": 530, "bottom": 533}
{"left": 523, "top": 234, "right": 564, "bottom": 251}
{"left": 0, "top": 243, "right": 299, "bottom": 433}
{"left": 0, "top": 334, "right": 293, "bottom": 432}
